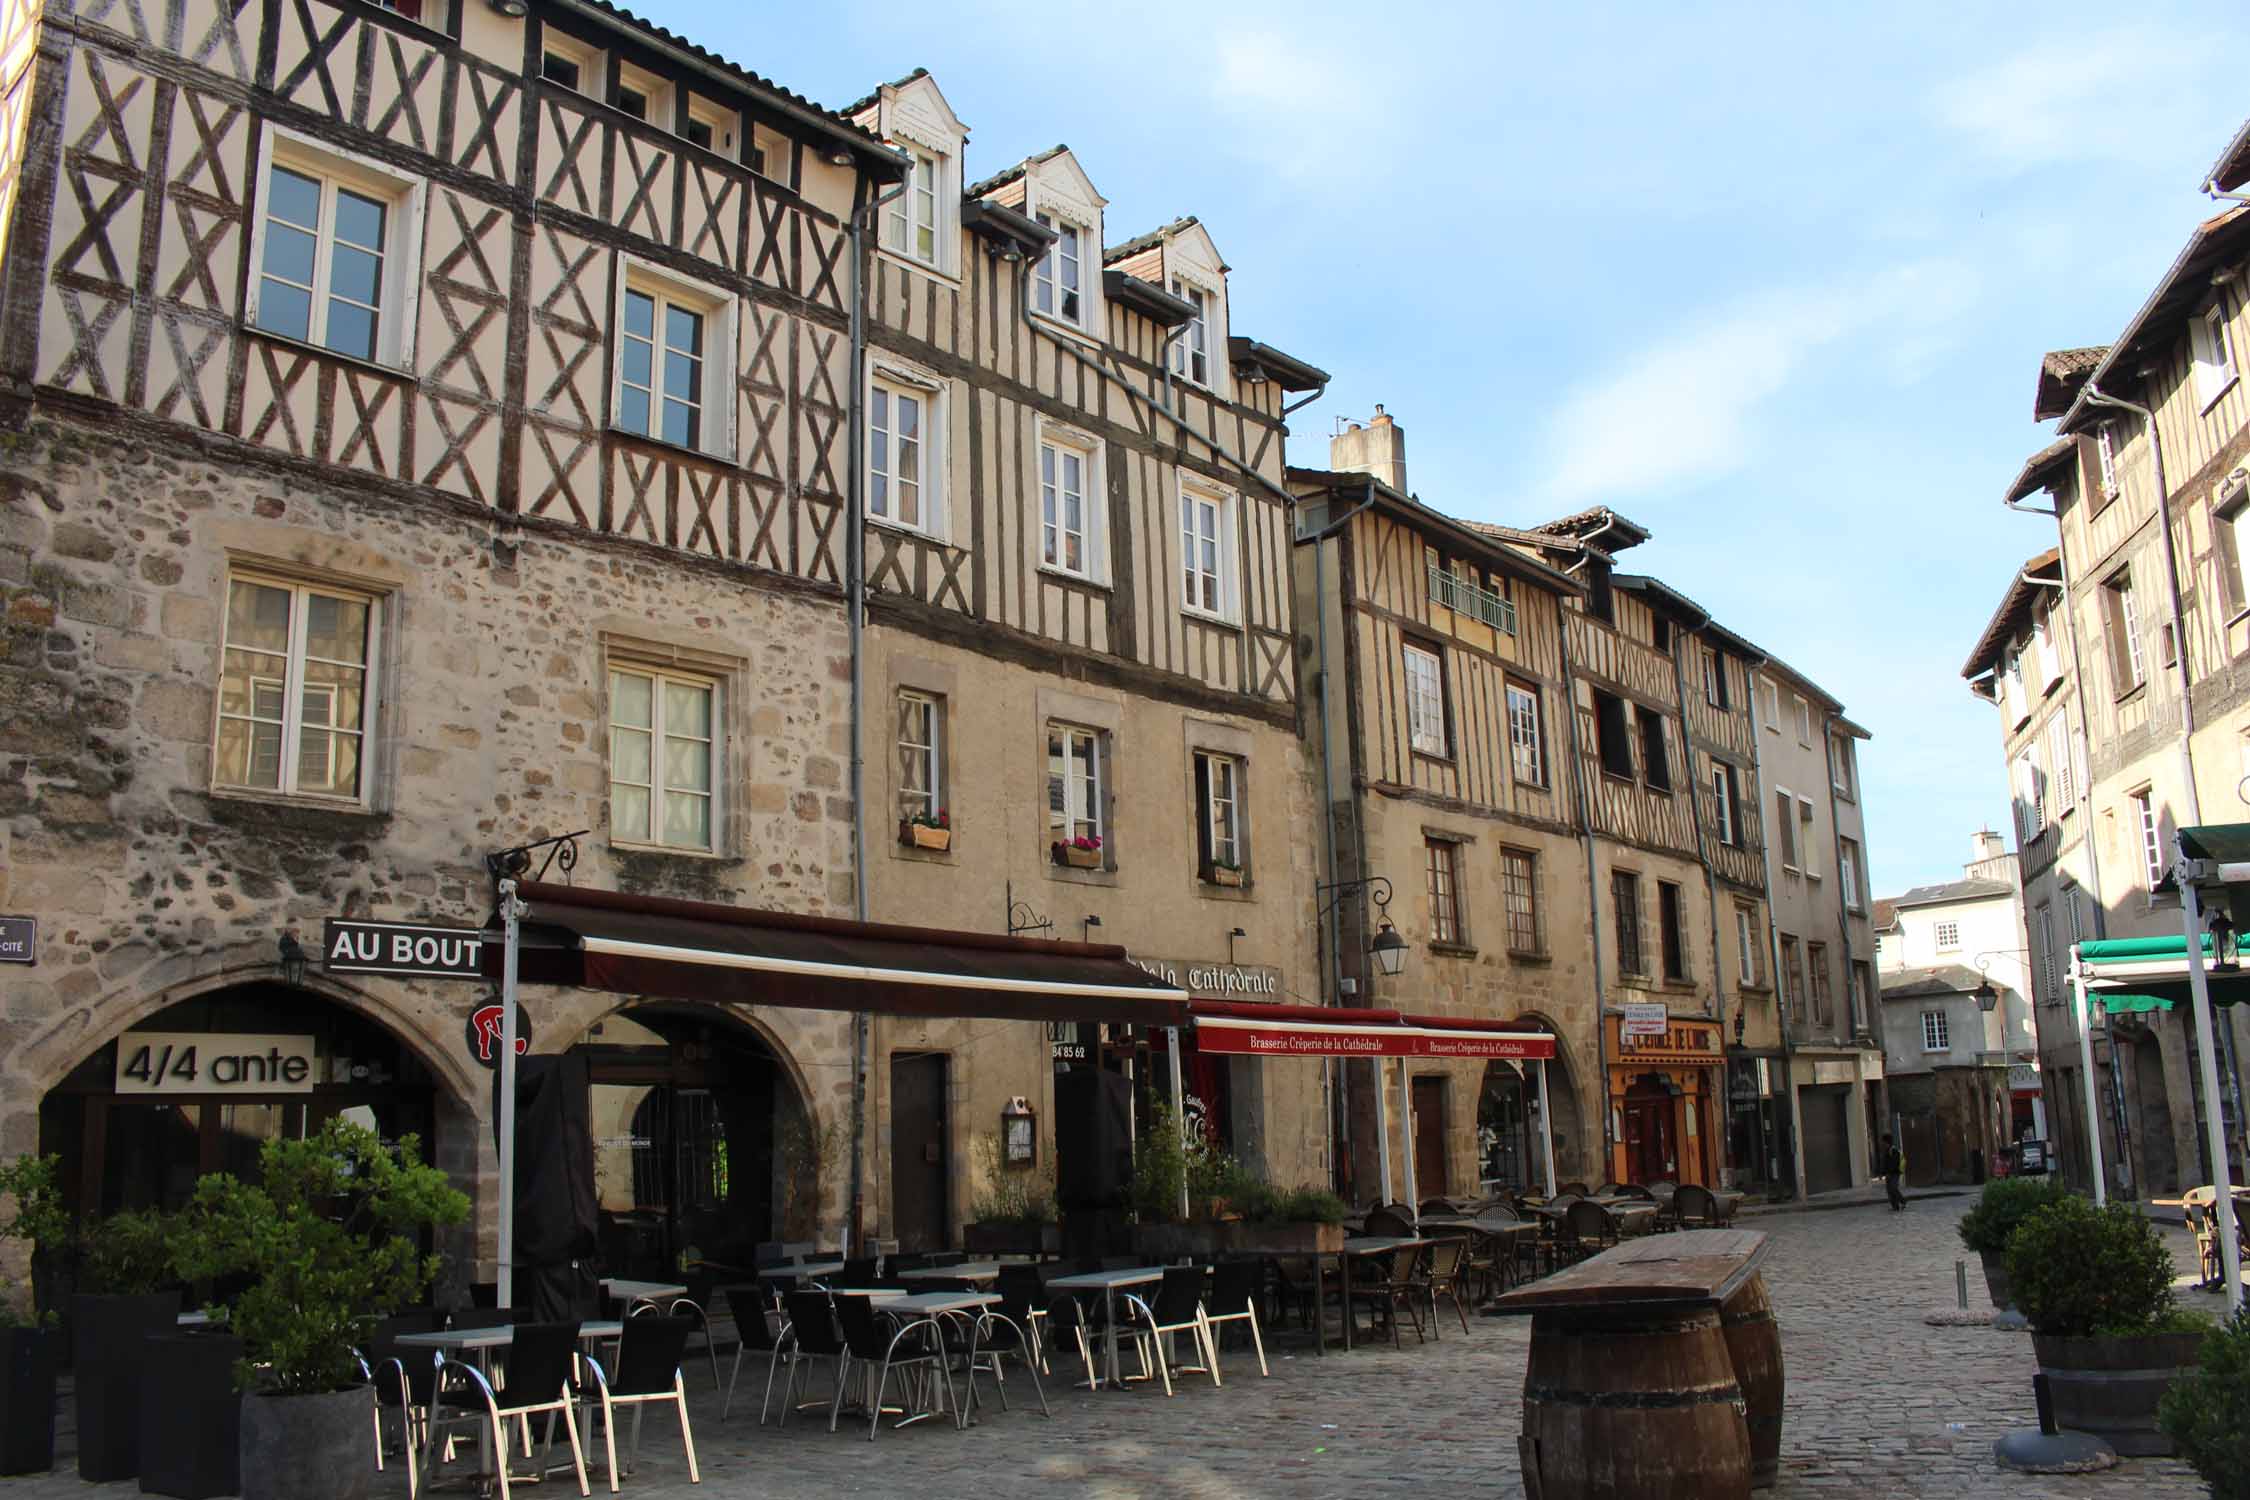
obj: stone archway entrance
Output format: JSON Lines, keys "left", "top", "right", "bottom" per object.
{"left": 573, "top": 1003, "right": 816, "bottom": 1277}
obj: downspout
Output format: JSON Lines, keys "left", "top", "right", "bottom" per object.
{"left": 845, "top": 164, "right": 909, "bottom": 1259}
{"left": 1554, "top": 580, "right": 1614, "bottom": 1183}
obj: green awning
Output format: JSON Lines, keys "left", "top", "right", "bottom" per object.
{"left": 2079, "top": 934, "right": 2247, "bottom": 1012}
{"left": 2179, "top": 823, "right": 2250, "bottom": 863}
{"left": 2079, "top": 936, "right": 2214, "bottom": 962}
{"left": 2100, "top": 992, "right": 2178, "bottom": 1015}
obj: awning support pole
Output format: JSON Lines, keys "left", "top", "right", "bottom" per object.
{"left": 2179, "top": 879, "right": 2243, "bottom": 1311}
{"left": 2071, "top": 950, "right": 2105, "bottom": 1208}
{"left": 1535, "top": 1058, "right": 1558, "bottom": 1197}
{"left": 496, "top": 877, "right": 523, "bottom": 1311}
{"left": 1397, "top": 1059, "right": 1418, "bottom": 1224}
{"left": 1167, "top": 1026, "right": 1188, "bottom": 1223}
{"left": 1372, "top": 1059, "right": 1394, "bottom": 1208}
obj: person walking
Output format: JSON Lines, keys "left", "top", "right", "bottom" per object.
{"left": 1880, "top": 1133, "right": 1906, "bottom": 1211}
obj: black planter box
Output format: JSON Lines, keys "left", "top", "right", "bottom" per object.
{"left": 72, "top": 1291, "right": 181, "bottom": 1482}
{"left": 138, "top": 1332, "right": 242, "bottom": 1499}
{"left": 0, "top": 1326, "right": 56, "bottom": 1475}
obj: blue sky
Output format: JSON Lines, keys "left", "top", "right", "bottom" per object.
{"left": 662, "top": 1, "right": 2245, "bottom": 890}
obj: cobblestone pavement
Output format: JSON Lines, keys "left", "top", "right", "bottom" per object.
{"left": 11, "top": 1199, "right": 2216, "bottom": 1498}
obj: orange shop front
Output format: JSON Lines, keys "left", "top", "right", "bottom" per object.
{"left": 1606, "top": 1014, "right": 1725, "bottom": 1188}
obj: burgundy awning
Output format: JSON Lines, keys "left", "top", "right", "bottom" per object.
{"left": 1185, "top": 998, "right": 1556, "bottom": 1061}
{"left": 486, "top": 882, "right": 1188, "bottom": 1025}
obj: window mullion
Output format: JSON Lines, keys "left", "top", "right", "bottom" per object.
{"left": 279, "top": 584, "right": 310, "bottom": 796}
{"left": 648, "top": 670, "right": 671, "bottom": 837}
{"left": 310, "top": 180, "right": 338, "bottom": 348}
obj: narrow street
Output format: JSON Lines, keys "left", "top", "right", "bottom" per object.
{"left": 16, "top": 1198, "right": 2211, "bottom": 1499}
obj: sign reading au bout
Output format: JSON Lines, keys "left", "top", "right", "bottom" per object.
{"left": 323, "top": 919, "right": 486, "bottom": 979}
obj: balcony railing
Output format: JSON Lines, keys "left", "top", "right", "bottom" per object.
{"left": 1428, "top": 564, "right": 1517, "bottom": 635}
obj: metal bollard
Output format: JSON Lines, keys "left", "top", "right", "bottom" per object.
{"left": 1955, "top": 1259, "right": 1968, "bottom": 1310}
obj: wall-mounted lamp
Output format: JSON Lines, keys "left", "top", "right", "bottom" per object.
{"left": 485, "top": 0, "right": 528, "bottom": 15}
{"left": 277, "top": 931, "right": 308, "bottom": 988}
{"left": 825, "top": 144, "right": 856, "bottom": 167}
{"left": 1082, "top": 914, "right": 1102, "bottom": 942}
{"left": 1370, "top": 920, "right": 1408, "bottom": 978}
{"left": 2211, "top": 910, "right": 2239, "bottom": 974}
{"left": 1227, "top": 927, "right": 1246, "bottom": 966}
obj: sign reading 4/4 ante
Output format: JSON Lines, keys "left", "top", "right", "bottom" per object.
{"left": 323, "top": 919, "right": 486, "bottom": 978}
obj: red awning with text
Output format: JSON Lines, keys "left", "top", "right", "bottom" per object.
{"left": 1187, "top": 1001, "right": 1556, "bottom": 1061}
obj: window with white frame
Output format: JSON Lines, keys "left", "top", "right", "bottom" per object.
{"left": 1839, "top": 837, "right": 1863, "bottom": 912}
{"left": 2196, "top": 300, "right": 2238, "bottom": 407}
{"left": 1703, "top": 646, "right": 1729, "bottom": 709}
{"left": 614, "top": 272, "right": 731, "bottom": 456}
{"left": 2103, "top": 564, "right": 2144, "bottom": 692}
{"left": 1773, "top": 787, "right": 1798, "bottom": 869}
{"left": 1403, "top": 643, "right": 1447, "bottom": 757}
{"left": 869, "top": 373, "right": 935, "bottom": 533}
{"left": 1735, "top": 905, "right": 1760, "bottom": 987}
{"left": 215, "top": 572, "right": 380, "bottom": 802}
{"left": 2133, "top": 788, "right": 2163, "bottom": 892}
{"left": 896, "top": 689, "right": 943, "bottom": 827}
{"left": 609, "top": 665, "right": 717, "bottom": 851}
{"left": 2216, "top": 491, "right": 2250, "bottom": 617}
{"left": 251, "top": 139, "right": 421, "bottom": 367}
{"left": 1170, "top": 280, "right": 1210, "bottom": 386}
{"left": 1039, "top": 432, "right": 1098, "bottom": 579}
{"left": 1194, "top": 750, "right": 1242, "bottom": 875}
{"left": 682, "top": 95, "right": 738, "bottom": 156}
{"left": 1759, "top": 676, "right": 1780, "bottom": 729}
{"left": 1505, "top": 679, "right": 1544, "bottom": 785}
{"left": 1797, "top": 795, "right": 1818, "bottom": 875}
{"left": 2096, "top": 422, "right": 2120, "bottom": 499}
{"left": 1792, "top": 694, "right": 1812, "bottom": 745}
{"left": 1502, "top": 847, "right": 1544, "bottom": 955}
{"left": 1934, "top": 920, "right": 1961, "bottom": 951}
{"left": 1033, "top": 213, "right": 1085, "bottom": 326}
{"left": 1180, "top": 484, "right": 1232, "bottom": 618}
{"left": 1921, "top": 1009, "right": 1950, "bottom": 1052}
{"left": 1711, "top": 763, "right": 1735, "bottom": 845}
{"left": 884, "top": 149, "right": 941, "bottom": 267}
{"left": 1830, "top": 733, "right": 1855, "bottom": 799}
{"left": 1047, "top": 724, "right": 1103, "bottom": 848}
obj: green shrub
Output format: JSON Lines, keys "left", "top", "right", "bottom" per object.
{"left": 2159, "top": 1305, "right": 2250, "bottom": 1500}
{"left": 1254, "top": 1186, "right": 1348, "bottom": 1226}
{"left": 0, "top": 1154, "right": 67, "bottom": 1326}
{"left": 965, "top": 1132, "right": 1057, "bottom": 1226}
{"left": 76, "top": 1208, "right": 178, "bottom": 1296}
{"left": 1129, "top": 1095, "right": 1190, "bottom": 1223}
{"left": 1957, "top": 1176, "right": 2072, "bottom": 1254}
{"left": 2004, "top": 1196, "right": 2178, "bottom": 1337}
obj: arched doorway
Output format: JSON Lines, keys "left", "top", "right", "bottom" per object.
{"left": 573, "top": 1004, "right": 814, "bottom": 1278}
{"left": 1476, "top": 1064, "right": 1534, "bottom": 1191}
{"left": 37, "top": 981, "right": 441, "bottom": 1220}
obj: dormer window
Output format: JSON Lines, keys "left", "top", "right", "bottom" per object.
{"left": 616, "top": 86, "right": 648, "bottom": 120}
{"left": 1034, "top": 214, "right": 1083, "bottom": 326}
{"left": 885, "top": 151, "right": 940, "bottom": 266}
{"left": 1170, "top": 281, "right": 1209, "bottom": 386}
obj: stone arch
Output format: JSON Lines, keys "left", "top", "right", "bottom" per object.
{"left": 545, "top": 996, "right": 825, "bottom": 1131}
{"left": 1506, "top": 1010, "right": 1594, "bottom": 1186}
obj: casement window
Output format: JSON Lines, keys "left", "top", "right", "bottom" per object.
{"left": 1735, "top": 905, "right": 1760, "bottom": 988}
{"left": 1781, "top": 934, "right": 1806, "bottom": 1021}
{"left": 215, "top": 573, "right": 380, "bottom": 802}
{"left": 896, "top": 690, "right": 943, "bottom": 826}
{"left": 885, "top": 150, "right": 942, "bottom": 266}
{"left": 869, "top": 373, "right": 937, "bottom": 533}
{"left": 1426, "top": 837, "right": 1464, "bottom": 947}
{"left": 1033, "top": 213, "right": 1085, "bottom": 326}
{"left": 1921, "top": 1010, "right": 1950, "bottom": 1053}
{"left": 1501, "top": 847, "right": 1544, "bottom": 956}
{"left": 540, "top": 34, "right": 597, "bottom": 93}
{"left": 1652, "top": 616, "right": 1673, "bottom": 652}
{"left": 2195, "top": 300, "right": 2238, "bottom": 407}
{"left": 1170, "top": 280, "right": 1211, "bottom": 386}
{"left": 2217, "top": 493, "right": 2250, "bottom": 617}
{"left": 609, "top": 665, "right": 718, "bottom": 851}
{"left": 1038, "top": 432, "right": 1100, "bottom": 579}
{"left": 1829, "top": 734, "right": 1855, "bottom": 799}
{"left": 1851, "top": 960, "right": 1874, "bottom": 1032}
{"left": 1403, "top": 643, "right": 1448, "bottom": 757}
{"left": 614, "top": 63, "right": 671, "bottom": 129}
{"left": 1635, "top": 706, "right": 1671, "bottom": 792}
{"left": 1759, "top": 676, "right": 1780, "bottom": 730}
{"left": 2133, "top": 788, "right": 2163, "bottom": 891}
{"left": 1773, "top": 787, "right": 1799, "bottom": 869}
{"left": 1839, "top": 837, "right": 1864, "bottom": 912}
{"left": 1505, "top": 679, "right": 1545, "bottom": 786}
{"left": 1792, "top": 694, "right": 1812, "bottom": 746}
{"left": 1585, "top": 566, "right": 1614, "bottom": 623}
{"left": 1594, "top": 691, "right": 1634, "bottom": 779}
{"left": 1808, "top": 942, "right": 1832, "bottom": 1027}
{"left": 1703, "top": 646, "right": 1729, "bottom": 709}
{"left": 251, "top": 140, "right": 422, "bottom": 367}
{"left": 1047, "top": 724, "right": 1103, "bottom": 847}
{"left": 1934, "top": 920, "right": 1961, "bottom": 951}
{"left": 682, "top": 96, "right": 738, "bottom": 156}
{"left": 1612, "top": 871, "right": 1645, "bottom": 976}
{"left": 1658, "top": 881, "right": 1688, "bottom": 981}
{"left": 1195, "top": 751, "right": 1244, "bottom": 875}
{"left": 2095, "top": 422, "right": 2120, "bottom": 499}
{"left": 2104, "top": 566, "right": 2144, "bottom": 692}
{"left": 1711, "top": 763, "right": 1743, "bottom": 847}
{"left": 614, "top": 270, "right": 733, "bottom": 457}
{"left": 1180, "top": 484, "right": 1235, "bottom": 620}
{"left": 1797, "top": 795, "right": 1818, "bottom": 875}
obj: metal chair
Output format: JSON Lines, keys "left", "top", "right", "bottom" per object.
{"left": 832, "top": 1294, "right": 952, "bottom": 1439}
{"left": 583, "top": 1313, "right": 699, "bottom": 1492}
{"left": 1201, "top": 1260, "right": 1268, "bottom": 1378}
{"left": 774, "top": 1291, "right": 847, "bottom": 1424}
{"left": 362, "top": 1309, "right": 442, "bottom": 1497}
{"left": 964, "top": 1278, "right": 1052, "bottom": 1420}
{"left": 994, "top": 1264, "right": 1052, "bottom": 1370}
{"left": 1121, "top": 1266, "right": 1219, "bottom": 1396}
{"left": 719, "top": 1286, "right": 786, "bottom": 1424}
{"left": 425, "top": 1322, "right": 589, "bottom": 1500}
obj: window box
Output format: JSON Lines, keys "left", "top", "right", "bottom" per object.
{"left": 1205, "top": 863, "right": 1244, "bottom": 888}
{"left": 900, "top": 819, "right": 952, "bottom": 851}
{"left": 1053, "top": 840, "right": 1103, "bottom": 870}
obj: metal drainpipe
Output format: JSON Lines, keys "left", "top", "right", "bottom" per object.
{"left": 844, "top": 168, "right": 908, "bottom": 1260}
{"left": 2081, "top": 379, "right": 2249, "bottom": 1180}
{"left": 1554, "top": 594, "right": 1613, "bottom": 1181}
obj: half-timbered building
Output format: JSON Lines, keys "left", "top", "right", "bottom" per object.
{"left": 1291, "top": 410, "right": 1601, "bottom": 1202}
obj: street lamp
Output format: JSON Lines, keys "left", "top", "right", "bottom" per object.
{"left": 1314, "top": 874, "right": 1407, "bottom": 991}
{"left": 2210, "top": 910, "right": 2240, "bottom": 974}
{"left": 1371, "top": 920, "right": 1408, "bottom": 977}
{"left": 1971, "top": 948, "right": 2032, "bottom": 1014}
{"left": 277, "top": 930, "right": 307, "bottom": 988}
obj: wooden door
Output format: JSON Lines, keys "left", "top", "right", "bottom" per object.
{"left": 1412, "top": 1076, "right": 1449, "bottom": 1198}
{"left": 1622, "top": 1087, "right": 1677, "bottom": 1184}
{"left": 889, "top": 1054, "right": 949, "bottom": 1252}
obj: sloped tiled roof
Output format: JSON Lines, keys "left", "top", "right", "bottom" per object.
{"left": 838, "top": 66, "right": 929, "bottom": 122}
{"left": 1872, "top": 899, "right": 1899, "bottom": 932}
{"left": 1880, "top": 964, "right": 1985, "bottom": 1001}
{"left": 1960, "top": 547, "right": 2062, "bottom": 679}
{"left": 1105, "top": 217, "right": 1198, "bottom": 264}
{"left": 964, "top": 145, "right": 1069, "bottom": 202}
{"left": 2058, "top": 206, "right": 2250, "bottom": 433}
{"left": 1535, "top": 506, "right": 1651, "bottom": 552}
{"left": 2206, "top": 118, "right": 2250, "bottom": 194}
{"left": 1881, "top": 877, "right": 2015, "bottom": 911}
{"left": 2034, "top": 347, "right": 2107, "bottom": 422}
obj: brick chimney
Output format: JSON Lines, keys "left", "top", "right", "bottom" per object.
{"left": 1330, "top": 405, "right": 1407, "bottom": 494}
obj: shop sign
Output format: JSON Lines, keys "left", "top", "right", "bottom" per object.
{"left": 115, "top": 1032, "right": 316, "bottom": 1094}
{"left": 465, "top": 1001, "right": 535, "bottom": 1068}
{"left": 323, "top": 920, "right": 485, "bottom": 979}
{"left": 1614, "top": 1015, "right": 1725, "bottom": 1065}
{"left": 1196, "top": 1019, "right": 1554, "bottom": 1060}
{"left": 1813, "top": 1059, "right": 1856, "bottom": 1086}
{"left": 1621, "top": 1003, "right": 1668, "bottom": 1038}
{"left": 1129, "top": 956, "right": 1281, "bottom": 998}
{"left": 0, "top": 916, "right": 34, "bottom": 965}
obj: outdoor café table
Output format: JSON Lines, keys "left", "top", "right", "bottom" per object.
{"left": 1492, "top": 1229, "right": 1777, "bottom": 1498}
{"left": 896, "top": 1261, "right": 1005, "bottom": 1286}
{"left": 1332, "top": 1236, "right": 1430, "bottom": 1352}
{"left": 599, "top": 1277, "right": 687, "bottom": 1311}
{"left": 1045, "top": 1266, "right": 1165, "bottom": 1389}
{"left": 867, "top": 1291, "right": 1000, "bottom": 1429}
{"left": 396, "top": 1320, "right": 626, "bottom": 1486}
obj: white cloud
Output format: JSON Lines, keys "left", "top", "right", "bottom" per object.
{"left": 1930, "top": 30, "right": 2202, "bottom": 173}
{"left": 1532, "top": 260, "right": 1975, "bottom": 506}
{"left": 1204, "top": 26, "right": 1404, "bottom": 185}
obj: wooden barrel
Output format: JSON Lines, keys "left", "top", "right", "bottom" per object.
{"left": 1519, "top": 1303, "right": 1752, "bottom": 1500}
{"left": 1719, "top": 1273, "right": 1784, "bottom": 1489}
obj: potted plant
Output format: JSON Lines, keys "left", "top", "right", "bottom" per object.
{"left": 1053, "top": 834, "right": 1103, "bottom": 870}
{"left": 0, "top": 1155, "right": 66, "bottom": 1476}
{"left": 2159, "top": 1304, "right": 2250, "bottom": 1499}
{"left": 900, "top": 808, "right": 953, "bottom": 851}
{"left": 1205, "top": 859, "right": 1244, "bottom": 888}
{"left": 962, "top": 1134, "right": 1060, "bottom": 1256}
{"left": 72, "top": 1206, "right": 181, "bottom": 1482}
{"left": 2005, "top": 1195, "right": 2209, "bottom": 1456}
{"left": 174, "top": 1118, "right": 469, "bottom": 1500}
{"left": 1222, "top": 1185, "right": 1350, "bottom": 1256}
{"left": 1127, "top": 1098, "right": 1222, "bottom": 1258}
{"left": 1956, "top": 1176, "right": 2069, "bottom": 1315}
